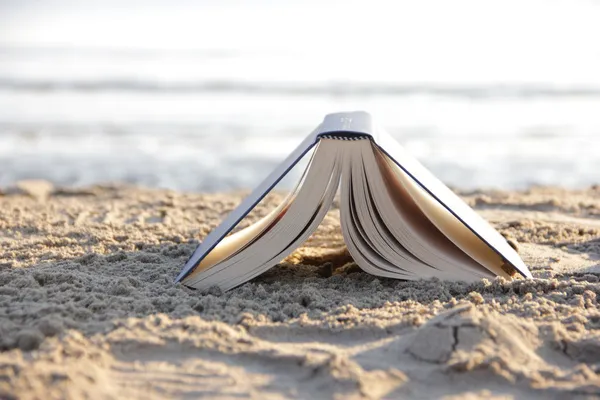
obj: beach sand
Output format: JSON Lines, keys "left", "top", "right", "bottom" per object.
{"left": 1, "top": 182, "right": 600, "bottom": 399}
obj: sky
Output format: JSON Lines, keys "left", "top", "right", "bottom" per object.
{"left": 1, "top": 0, "right": 600, "bottom": 86}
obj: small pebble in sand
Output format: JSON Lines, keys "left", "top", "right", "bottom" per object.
{"left": 506, "top": 238, "right": 519, "bottom": 253}
{"left": 17, "top": 328, "right": 44, "bottom": 351}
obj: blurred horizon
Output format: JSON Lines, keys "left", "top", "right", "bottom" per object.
{"left": 1, "top": 0, "right": 599, "bottom": 191}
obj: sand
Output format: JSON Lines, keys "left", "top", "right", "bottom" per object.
{"left": 1, "top": 182, "right": 600, "bottom": 399}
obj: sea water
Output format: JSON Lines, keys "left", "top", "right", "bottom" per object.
{"left": 1, "top": 0, "right": 599, "bottom": 191}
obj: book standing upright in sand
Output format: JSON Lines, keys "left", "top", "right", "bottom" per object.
{"left": 176, "top": 111, "right": 532, "bottom": 291}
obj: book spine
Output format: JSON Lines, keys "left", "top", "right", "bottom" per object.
{"left": 319, "top": 135, "right": 370, "bottom": 140}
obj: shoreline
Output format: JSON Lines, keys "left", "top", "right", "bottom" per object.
{"left": 1, "top": 183, "right": 600, "bottom": 398}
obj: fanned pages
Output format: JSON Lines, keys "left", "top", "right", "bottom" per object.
{"left": 177, "top": 111, "right": 532, "bottom": 291}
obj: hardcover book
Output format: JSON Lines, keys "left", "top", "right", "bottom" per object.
{"left": 175, "top": 111, "right": 532, "bottom": 291}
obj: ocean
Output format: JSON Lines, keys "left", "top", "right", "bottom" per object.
{"left": 1, "top": 0, "right": 599, "bottom": 192}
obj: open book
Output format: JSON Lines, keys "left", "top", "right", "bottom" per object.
{"left": 176, "top": 111, "right": 532, "bottom": 291}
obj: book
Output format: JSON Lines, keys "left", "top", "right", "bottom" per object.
{"left": 175, "top": 111, "right": 532, "bottom": 291}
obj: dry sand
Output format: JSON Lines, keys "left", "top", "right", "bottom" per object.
{"left": 1, "top": 182, "right": 600, "bottom": 399}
